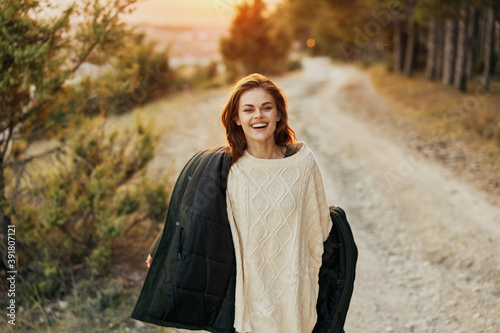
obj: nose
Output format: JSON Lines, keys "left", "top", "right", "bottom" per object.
{"left": 254, "top": 108, "right": 264, "bottom": 117}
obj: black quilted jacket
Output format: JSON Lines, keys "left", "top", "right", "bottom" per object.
{"left": 131, "top": 146, "right": 357, "bottom": 333}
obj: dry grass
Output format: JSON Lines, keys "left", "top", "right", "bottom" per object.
{"left": 346, "top": 64, "right": 500, "bottom": 198}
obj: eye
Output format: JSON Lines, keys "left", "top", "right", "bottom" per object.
{"left": 264, "top": 107, "right": 272, "bottom": 110}
{"left": 243, "top": 109, "right": 253, "bottom": 112}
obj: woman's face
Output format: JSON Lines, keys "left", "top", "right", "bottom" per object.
{"left": 236, "top": 88, "right": 280, "bottom": 148}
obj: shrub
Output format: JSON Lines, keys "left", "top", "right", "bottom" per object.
{"left": 6, "top": 117, "right": 171, "bottom": 303}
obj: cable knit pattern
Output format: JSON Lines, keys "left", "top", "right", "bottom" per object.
{"left": 226, "top": 142, "right": 332, "bottom": 333}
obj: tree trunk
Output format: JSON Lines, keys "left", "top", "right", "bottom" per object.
{"left": 442, "top": 19, "right": 458, "bottom": 85}
{"left": 465, "top": 6, "right": 478, "bottom": 78}
{"left": 478, "top": 8, "right": 487, "bottom": 63}
{"left": 403, "top": 7, "right": 416, "bottom": 76}
{"left": 425, "top": 18, "right": 437, "bottom": 80}
{"left": 434, "top": 21, "right": 445, "bottom": 80}
{"left": 454, "top": 5, "right": 469, "bottom": 91}
{"left": 495, "top": 20, "right": 500, "bottom": 76}
{"left": 481, "top": 7, "right": 495, "bottom": 89}
{"left": 415, "top": 29, "right": 427, "bottom": 70}
{"left": 393, "top": 21, "right": 405, "bottom": 72}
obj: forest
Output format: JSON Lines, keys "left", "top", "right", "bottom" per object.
{"left": 221, "top": 0, "right": 499, "bottom": 92}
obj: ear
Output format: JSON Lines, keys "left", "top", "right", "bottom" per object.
{"left": 235, "top": 117, "right": 241, "bottom": 126}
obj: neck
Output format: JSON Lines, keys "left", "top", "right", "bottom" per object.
{"left": 246, "top": 142, "right": 284, "bottom": 159}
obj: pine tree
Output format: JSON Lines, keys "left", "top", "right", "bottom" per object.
{"left": 442, "top": 18, "right": 458, "bottom": 85}
{"left": 454, "top": 4, "right": 469, "bottom": 91}
{"left": 220, "top": 0, "right": 291, "bottom": 80}
{"left": 0, "top": 0, "right": 145, "bottom": 289}
{"left": 481, "top": 7, "right": 496, "bottom": 89}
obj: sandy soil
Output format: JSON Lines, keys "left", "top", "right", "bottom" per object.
{"left": 141, "top": 58, "right": 500, "bottom": 332}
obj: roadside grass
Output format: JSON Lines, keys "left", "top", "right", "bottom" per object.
{"left": 3, "top": 277, "right": 175, "bottom": 333}
{"left": 345, "top": 63, "right": 500, "bottom": 198}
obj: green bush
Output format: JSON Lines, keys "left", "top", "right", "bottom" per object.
{"left": 6, "top": 117, "right": 171, "bottom": 303}
{"left": 285, "top": 58, "right": 303, "bottom": 71}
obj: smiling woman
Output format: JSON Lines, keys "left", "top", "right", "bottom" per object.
{"left": 132, "top": 73, "right": 356, "bottom": 333}
{"left": 221, "top": 74, "right": 296, "bottom": 161}
{"left": 219, "top": 75, "right": 332, "bottom": 333}
{"left": 236, "top": 90, "right": 282, "bottom": 158}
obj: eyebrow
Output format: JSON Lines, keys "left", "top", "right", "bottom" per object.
{"left": 241, "top": 102, "right": 273, "bottom": 108}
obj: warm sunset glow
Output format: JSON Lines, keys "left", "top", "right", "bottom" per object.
{"left": 306, "top": 38, "right": 315, "bottom": 48}
{"left": 126, "top": 0, "right": 284, "bottom": 27}
{"left": 44, "top": 0, "right": 284, "bottom": 28}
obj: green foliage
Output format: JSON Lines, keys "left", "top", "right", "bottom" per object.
{"left": 140, "top": 175, "right": 171, "bottom": 222}
{"left": 0, "top": 0, "right": 139, "bottom": 144}
{"left": 286, "top": 0, "right": 375, "bottom": 59}
{"left": 220, "top": 0, "right": 292, "bottom": 80}
{"left": 0, "top": 2, "right": 181, "bottom": 308}
{"left": 115, "top": 191, "right": 141, "bottom": 215}
{"left": 6, "top": 117, "right": 170, "bottom": 301}
{"left": 285, "top": 57, "right": 303, "bottom": 72}
{"left": 44, "top": 32, "right": 181, "bottom": 120}
{"left": 96, "top": 33, "right": 180, "bottom": 115}
{"left": 188, "top": 61, "right": 223, "bottom": 89}
{"left": 414, "top": 0, "right": 462, "bottom": 23}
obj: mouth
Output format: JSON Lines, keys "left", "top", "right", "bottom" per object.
{"left": 251, "top": 123, "right": 268, "bottom": 129}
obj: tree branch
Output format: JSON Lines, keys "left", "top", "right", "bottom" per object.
{"left": 0, "top": 122, "right": 13, "bottom": 164}
{"left": 15, "top": 1, "right": 137, "bottom": 134}
{"left": 70, "top": 1, "right": 134, "bottom": 74}
{"left": 59, "top": 148, "right": 95, "bottom": 172}
{"left": 3, "top": 146, "right": 62, "bottom": 168}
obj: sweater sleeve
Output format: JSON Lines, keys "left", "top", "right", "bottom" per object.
{"left": 314, "top": 159, "right": 332, "bottom": 242}
{"left": 305, "top": 156, "right": 332, "bottom": 243}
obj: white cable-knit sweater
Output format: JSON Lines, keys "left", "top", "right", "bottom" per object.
{"left": 226, "top": 142, "right": 332, "bottom": 333}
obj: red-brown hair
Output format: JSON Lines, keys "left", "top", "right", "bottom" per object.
{"left": 221, "top": 73, "right": 296, "bottom": 162}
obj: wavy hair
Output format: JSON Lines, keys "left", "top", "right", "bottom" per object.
{"left": 221, "top": 73, "right": 296, "bottom": 162}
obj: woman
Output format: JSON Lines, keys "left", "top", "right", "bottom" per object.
{"left": 132, "top": 74, "right": 356, "bottom": 333}
{"left": 222, "top": 73, "right": 331, "bottom": 332}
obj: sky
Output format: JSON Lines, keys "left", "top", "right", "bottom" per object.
{"left": 44, "top": 0, "right": 283, "bottom": 28}
{"left": 126, "top": 0, "right": 283, "bottom": 27}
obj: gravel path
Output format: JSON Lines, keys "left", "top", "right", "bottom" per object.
{"left": 142, "top": 58, "right": 500, "bottom": 333}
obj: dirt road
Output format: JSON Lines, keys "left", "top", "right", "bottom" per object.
{"left": 144, "top": 58, "right": 500, "bottom": 332}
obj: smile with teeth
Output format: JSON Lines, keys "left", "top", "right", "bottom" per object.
{"left": 251, "top": 123, "right": 268, "bottom": 128}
